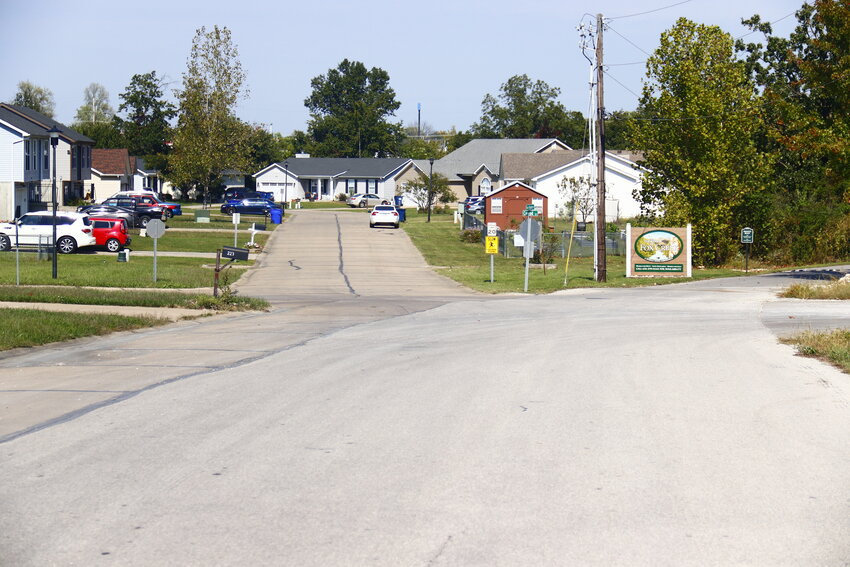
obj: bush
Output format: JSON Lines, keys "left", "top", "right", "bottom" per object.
{"left": 459, "top": 229, "right": 482, "bottom": 243}
{"left": 336, "top": 193, "right": 348, "bottom": 202}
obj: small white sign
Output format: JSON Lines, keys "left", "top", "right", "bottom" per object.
{"left": 487, "top": 222, "right": 498, "bottom": 237}
{"left": 232, "top": 212, "right": 241, "bottom": 225}
{"left": 532, "top": 198, "right": 544, "bottom": 215}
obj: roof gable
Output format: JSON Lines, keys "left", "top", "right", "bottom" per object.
{"left": 433, "top": 138, "right": 570, "bottom": 181}
{"left": 92, "top": 149, "right": 131, "bottom": 176}
{"left": 257, "top": 157, "right": 412, "bottom": 179}
{"left": 0, "top": 103, "right": 94, "bottom": 144}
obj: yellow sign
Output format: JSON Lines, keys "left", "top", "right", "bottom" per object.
{"left": 485, "top": 236, "right": 499, "bottom": 254}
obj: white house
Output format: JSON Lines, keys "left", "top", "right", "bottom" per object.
{"left": 254, "top": 157, "right": 419, "bottom": 203}
{"left": 499, "top": 150, "right": 645, "bottom": 222}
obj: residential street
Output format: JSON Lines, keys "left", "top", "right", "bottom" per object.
{"left": 1, "top": 209, "right": 849, "bottom": 566}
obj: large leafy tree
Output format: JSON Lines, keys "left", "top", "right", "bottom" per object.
{"left": 471, "top": 75, "right": 585, "bottom": 146}
{"left": 630, "top": 18, "right": 771, "bottom": 265}
{"left": 74, "top": 83, "right": 114, "bottom": 124}
{"left": 114, "top": 71, "right": 176, "bottom": 169}
{"left": 10, "top": 81, "right": 55, "bottom": 117}
{"left": 737, "top": 1, "right": 850, "bottom": 261}
{"left": 170, "top": 26, "right": 251, "bottom": 200}
{"left": 305, "top": 59, "right": 404, "bottom": 157}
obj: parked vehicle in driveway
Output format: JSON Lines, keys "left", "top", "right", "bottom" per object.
{"left": 76, "top": 204, "right": 139, "bottom": 228}
{"left": 369, "top": 205, "right": 400, "bottom": 228}
{"left": 347, "top": 193, "right": 387, "bottom": 208}
{"left": 108, "top": 191, "right": 182, "bottom": 217}
{"left": 89, "top": 218, "right": 131, "bottom": 252}
{"left": 223, "top": 187, "right": 274, "bottom": 202}
{"left": 463, "top": 196, "right": 485, "bottom": 214}
{"left": 220, "top": 198, "right": 282, "bottom": 216}
{"left": 80, "top": 198, "right": 165, "bottom": 227}
{"left": 0, "top": 211, "right": 96, "bottom": 254}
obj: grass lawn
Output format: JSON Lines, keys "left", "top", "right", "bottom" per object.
{"left": 0, "top": 253, "right": 229, "bottom": 288}
{"left": 401, "top": 211, "right": 740, "bottom": 293}
{"left": 166, "top": 212, "right": 282, "bottom": 230}
{"left": 128, "top": 229, "right": 269, "bottom": 253}
{"left": 0, "top": 308, "right": 170, "bottom": 351}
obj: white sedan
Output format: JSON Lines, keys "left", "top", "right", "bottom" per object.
{"left": 369, "top": 205, "right": 400, "bottom": 228}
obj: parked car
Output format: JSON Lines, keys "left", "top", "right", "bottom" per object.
{"left": 76, "top": 204, "right": 139, "bottom": 228}
{"left": 89, "top": 218, "right": 131, "bottom": 252}
{"left": 108, "top": 191, "right": 182, "bottom": 216}
{"left": 369, "top": 205, "right": 400, "bottom": 229}
{"left": 223, "top": 187, "right": 274, "bottom": 202}
{"left": 463, "top": 196, "right": 485, "bottom": 214}
{"left": 220, "top": 198, "right": 282, "bottom": 216}
{"left": 81, "top": 198, "right": 166, "bottom": 227}
{"left": 347, "top": 193, "right": 387, "bottom": 208}
{"left": 0, "top": 211, "right": 96, "bottom": 254}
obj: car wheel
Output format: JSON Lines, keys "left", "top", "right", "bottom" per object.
{"left": 358, "top": 201, "right": 366, "bottom": 208}
{"left": 163, "top": 209, "right": 173, "bottom": 219}
{"left": 139, "top": 215, "right": 151, "bottom": 228}
{"left": 226, "top": 207, "right": 235, "bottom": 214}
{"left": 0, "top": 234, "right": 10, "bottom": 252}
{"left": 105, "top": 238, "right": 122, "bottom": 252}
{"left": 394, "top": 223, "right": 399, "bottom": 229}
{"left": 56, "top": 236, "right": 77, "bottom": 254}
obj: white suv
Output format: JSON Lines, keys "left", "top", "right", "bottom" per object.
{"left": 0, "top": 212, "right": 97, "bottom": 254}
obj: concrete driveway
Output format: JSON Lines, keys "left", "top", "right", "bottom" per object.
{"left": 1, "top": 210, "right": 850, "bottom": 565}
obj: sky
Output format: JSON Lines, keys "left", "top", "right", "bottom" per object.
{"left": 2, "top": 0, "right": 804, "bottom": 136}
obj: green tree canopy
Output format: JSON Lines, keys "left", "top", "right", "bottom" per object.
{"left": 471, "top": 75, "right": 585, "bottom": 147}
{"left": 304, "top": 59, "right": 404, "bottom": 157}
{"left": 170, "top": 26, "right": 251, "bottom": 197}
{"left": 11, "top": 81, "right": 55, "bottom": 117}
{"left": 630, "top": 18, "right": 771, "bottom": 265}
{"left": 114, "top": 71, "right": 176, "bottom": 161}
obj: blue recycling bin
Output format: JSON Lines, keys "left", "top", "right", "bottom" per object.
{"left": 397, "top": 208, "right": 406, "bottom": 223}
{"left": 269, "top": 208, "right": 283, "bottom": 224}
{"left": 394, "top": 195, "right": 404, "bottom": 207}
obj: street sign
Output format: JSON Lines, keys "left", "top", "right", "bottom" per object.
{"left": 741, "top": 227, "right": 754, "bottom": 244}
{"left": 485, "top": 236, "right": 499, "bottom": 254}
{"left": 518, "top": 219, "right": 541, "bottom": 241}
{"left": 222, "top": 246, "right": 250, "bottom": 261}
{"left": 146, "top": 219, "right": 166, "bottom": 239}
{"left": 486, "top": 222, "right": 498, "bottom": 237}
{"left": 523, "top": 204, "right": 536, "bottom": 217}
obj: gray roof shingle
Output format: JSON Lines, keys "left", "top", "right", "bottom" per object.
{"left": 0, "top": 103, "right": 94, "bottom": 144}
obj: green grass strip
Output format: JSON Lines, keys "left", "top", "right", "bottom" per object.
{"left": 0, "top": 308, "right": 169, "bottom": 351}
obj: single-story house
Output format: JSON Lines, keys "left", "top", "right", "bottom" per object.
{"left": 254, "top": 156, "right": 421, "bottom": 203}
{"left": 420, "top": 138, "right": 572, "bottom": 202}
{"left": 87, "top": 148, "right": 133, "bottom": 199}
{"left": 499, "top": 150, "right": 645, "bottom": 222}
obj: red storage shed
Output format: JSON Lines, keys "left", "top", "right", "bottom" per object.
{"left": 483, "top": 182, "right": 548, "bottom": 230}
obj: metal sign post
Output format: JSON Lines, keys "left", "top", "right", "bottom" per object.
{"left": 521, "top": 206, "right": 536, "bottom": 292}
{"left": 232, "top": 212, "right": 241, "bottom": 246}
{"left": 15, "top": 218, "right": 20, "bottom": 286}
{"left": 486, "top": 223, "right": 498, "bottom": 283}
{"left": 146, "top": 219, "right": 166, "bottom": 282}
{"left": 741, "top": 227, "right": 754, "bottom": 273}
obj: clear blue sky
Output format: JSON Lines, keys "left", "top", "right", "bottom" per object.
{"left": 3, "top": 0, "right": 803, "bottom": 136}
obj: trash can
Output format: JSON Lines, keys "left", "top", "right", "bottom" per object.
{"left": 394, "top": 195, "right": 404, "bottom": 207}
{"left": 397, "top": 208, "right": 406, "bottom": 223}
{"left": 269, "top": 208, "right": 283, "bottom": 224}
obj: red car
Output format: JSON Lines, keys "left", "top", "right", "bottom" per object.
{"left": 90, "top": 217, "right": 131, "bottom": 252}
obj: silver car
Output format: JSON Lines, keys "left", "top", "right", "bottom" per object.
{"left": 347, "top": 193, "right": 387, "bottom": 208}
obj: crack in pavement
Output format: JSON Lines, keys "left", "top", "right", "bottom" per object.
{"left": 335, "top": 214, "right": 358, "bottom": 297}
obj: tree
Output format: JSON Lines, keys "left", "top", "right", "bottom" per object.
{"left": 399, "top": 137, "right": 446, "bottom": 160}
{"left": 72, "top": 121, "right": 124, "bottom": 149}
{"left": 305, "top": 59, "right": 405, "bottom": 157}
{"left": 471, "top": 75, "right": 585, "bottom": 146}
{"left": 169, "top": 26, "right": 251, "bottom": 201}
{"left": 629, "top": 18, "right": 771, "bottom": 265}
{"left": 74, "top": 83, "right": 114, "bottom": 124}
{"left": 11, "top": 81, "right": 55, "bottom": 117}
{"left": 397, "top": 172, "right": 452, "bottom": 214}
{"left": 113, "top": 71, "right": 176, "bottom": 161}
{"left": 558, "top": 175, "right": 595, "bottom": 223}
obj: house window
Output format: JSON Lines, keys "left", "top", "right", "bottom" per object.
{"left": 491, "top": 197, "right": 503, "bottom": 214}
{"left": 71, "top": 145, "right": 77, "bottom": 170}
{"left": 25, "top": 140, "right": 32, "bottom": 171}
{"left": 347, "top": 179, "right": 356, "bottom": 194}
{"left": 480, "top": 178, "right": 492, "bottom": 196}
{"left": 367, "top": 179, "right": 376, "bottom": 192}
{"left": 42, "top": 140, "right": 49, "bottom": 171}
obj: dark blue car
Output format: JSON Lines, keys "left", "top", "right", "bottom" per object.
{"left": 220, "top": 198, "right": 281, "bottom": 216}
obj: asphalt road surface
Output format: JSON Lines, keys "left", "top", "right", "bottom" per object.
{"left": 1, "top": 210, "right": 849, "bottom": 566}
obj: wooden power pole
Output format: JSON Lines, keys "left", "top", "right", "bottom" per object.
{"left": 595, "top": 13, "right": 607, "bottom": 282}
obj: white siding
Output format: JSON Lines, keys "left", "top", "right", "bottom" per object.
{"left": 0, "top": 126, "right": 23, "bottom": 182}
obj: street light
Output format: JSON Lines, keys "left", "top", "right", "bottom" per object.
{"left": 48, "top": 125, "right": 61, "bottom": 279}
{"left": 427, "top": 157, "right": 434, "bottom": 223}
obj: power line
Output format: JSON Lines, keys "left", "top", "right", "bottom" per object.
{"left": 606, "top": 24, "right": 653, "bottom": 57}
{"left": 609, "top": 0, "right": 694, "bottom": 20}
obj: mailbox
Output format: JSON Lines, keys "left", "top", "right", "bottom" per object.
{"left": 222, "top": 246, "right": 249, "bottom": 261}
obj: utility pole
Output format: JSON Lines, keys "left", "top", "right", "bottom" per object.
{"left": 595, "top": 13, "right": 607, "bottom": 282}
